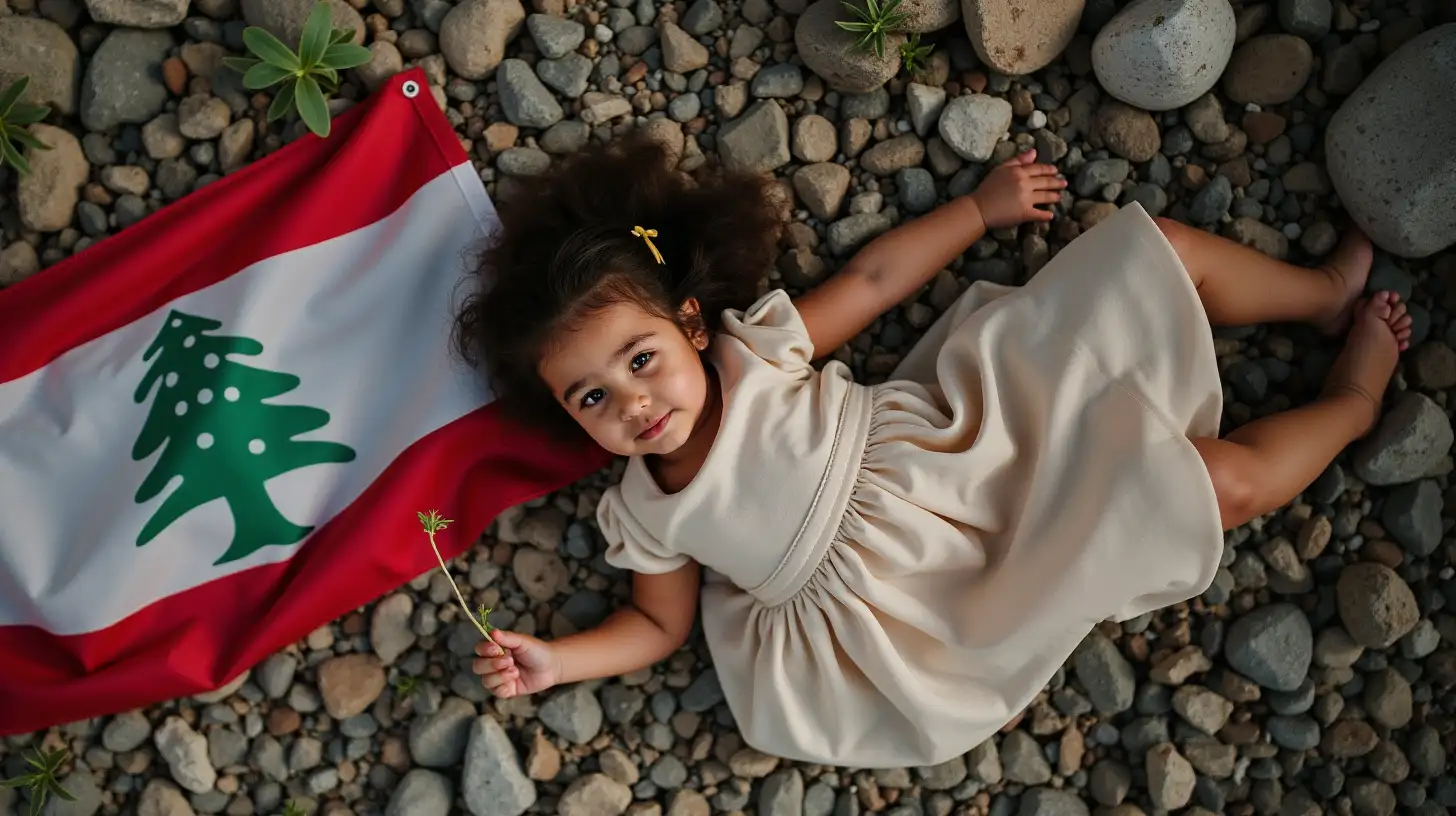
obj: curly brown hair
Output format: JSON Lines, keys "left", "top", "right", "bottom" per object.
{"left": 454, "top": 130, "right": 786, "bottom": 436}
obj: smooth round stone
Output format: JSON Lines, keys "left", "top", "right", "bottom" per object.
{"left": 1092, "top": 0, "right": 1237, "bottom": 110}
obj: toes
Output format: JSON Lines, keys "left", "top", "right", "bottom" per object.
{"left": 1371, "top": 296, "right": 1394, "bottom": 320}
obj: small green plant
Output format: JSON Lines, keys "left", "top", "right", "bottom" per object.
{"left": 0, "top": 76, "right": 52, "bottom": 176}
{"left": 394, "top": 674, "right": 418, "bottom": 698}
{"left": 836, "top": 0, "right": 911, "bottom": 59}
{"left": 417, "top": 510, "right": 498, "bottom": 646}
{"left": 0, "top": 747, "right": 75, "bottom": 816}
{"left": 898, "top": 32, "right": 934, "bottom": 78}
{"left": 281, "top": 801, "right": 307, "bottom": 816}
{"left": 222, "top": 0, "right": 371, "bottom": 139}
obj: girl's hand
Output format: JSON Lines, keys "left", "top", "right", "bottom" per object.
{"left": 472, "top": 629, "right": 561, "bottom": 698}
{"left": 969, "top": 149, "right": 1065, "bottom": 229}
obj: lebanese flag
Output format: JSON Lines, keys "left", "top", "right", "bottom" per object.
{"left": 0, "top": 67, "right": 608, "bottom": 735}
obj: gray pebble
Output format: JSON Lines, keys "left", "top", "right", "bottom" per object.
{"left": 752, "top": 63, "right": 803, "bottom": 98}
{"left": 681, "top": 0, "right": 723, "bottom": 34}
{"left": 539, "top": 685, "right": 603, "bottom": 744}
{"left": 1187, "top": 175, "right": 1233, "bottom": 224}
{"left": 897, "top": 167, "right": 936, "bottom": 214}
{"left": 1161, "top": 125, "right": 1194, "bottom": 156}
{"left": 386, "top": 769, "right": 453, "bottom": 816}
{"left": 1225, "top": 603, "right": 1312, "bottom": 691}
{"left": 461, "top": 715, "right": 537, "bottom": 816}
{"left": 650, "top": 754, "right": 689, "bottom": 788}
{"left": 1074, "top": 158, "right": 1130, "bottom": 198}
{"left": 1267, "top": 715, "right": 1321, "bottom": 750}
{"left": 601, "top": 684, "right": 646, "bottom": 725}
{"left": 1017, "top": 788, "right": 1089, "bottom": 816}
{"left": 1124, "top": 183, "right": 1168, "bottom": 216}
{"left": 1278, "top": 0, "right": 1332, "bottom": 40}
{"left": 527, "top": 13, "right": 586, "bottom": 59}
{"left": 669, "top": 92, "right": 702, "bottom": 122}
{"left": 1073, "top": 630, "right": 1135, "bottom": 715}
{"left": 207, "top": 728, "right": 248, "bottom": 770}
{"left": 536, "top": 53, "right": 593, "bottom": 98}
{"left": 498, "top": 59, "right": 565, "bottom": 128}
{"left": 102, "top": 711, "right": 152, "bottom": 753}
{"left": 1381, "top": 480, "right": 1441, "bottom": 557}
{"left": 842, "top": 87, "right": 890, "bottom": 120}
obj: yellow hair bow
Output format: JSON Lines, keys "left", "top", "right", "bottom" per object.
{"left": 631, "top": 226, "right": 664, "bottom": 265}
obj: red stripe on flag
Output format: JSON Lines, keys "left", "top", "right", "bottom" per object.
{"left": 0, "top": 68, "right": 465, "bottom": 384}
{"left": 0, "top": 403, "right": 610, "bottom": 734}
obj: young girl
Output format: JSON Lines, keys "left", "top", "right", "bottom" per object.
{"left": 455, "top": 132, "right": 1411, "bottom": 768}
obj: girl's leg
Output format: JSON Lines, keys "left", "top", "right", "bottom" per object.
{"left": 1192, "top": 294, "right": 1412, "bottom": 529}
{"left": 1154, "top": 216, "right": 1380, "bottom": 336}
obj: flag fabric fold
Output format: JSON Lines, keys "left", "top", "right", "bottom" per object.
{"left": 0, "top": 68, "right": 608, "bottom": 735}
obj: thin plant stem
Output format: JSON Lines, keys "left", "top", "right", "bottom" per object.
{"left": 419, "top": 511, "right": 497, "bottom": 646}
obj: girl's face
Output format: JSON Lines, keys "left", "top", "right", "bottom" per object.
{"left": 537, "top": 298, "right": 712, "bottom": 459}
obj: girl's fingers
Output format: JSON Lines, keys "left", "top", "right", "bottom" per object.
{"left": 491, "top": 630, "right": 524, "bottom": 649}
{"left": 1033, "top": 176, "right": 1068, "bottom": 190}
{"left": 1024, "top": 163, "right": 1061, "bottom": 177}
{"left": 480, "top": 670, "right": 514, "bottom": 691}
{"left": 472, "top": 656, "right": 518, "bottom": 674}
{"left": 1033, "top": 190, "right": 1063, "bottom": 204}
{"left": 1027, "top": 206, "right": 1055, "bottom": 221}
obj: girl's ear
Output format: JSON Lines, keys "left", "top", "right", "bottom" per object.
{"left": 679, "top": 297, "right": 710, "bottom": 351}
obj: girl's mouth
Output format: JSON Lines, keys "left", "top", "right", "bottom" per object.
{"left": 638, "top": 412, "right": 671, "bottom": 440}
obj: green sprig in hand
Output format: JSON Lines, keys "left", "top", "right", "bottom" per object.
{"left": 416, "top": 509, "right": 561, "bottom": 699}
{"left": 417, "top": 509, "right": 497, "bottom": 646}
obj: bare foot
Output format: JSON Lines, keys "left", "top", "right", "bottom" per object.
{"left": 1320, "top": 292, "right": 1410, "bottom": 436}
{"left": 1315, "top": 227, "right": 1374, "bottom": 336}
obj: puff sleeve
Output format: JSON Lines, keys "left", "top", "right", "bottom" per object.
{"left": 597, "top": 486, "right": 691, "bottom": 574}
{"left": 717, "top": 289, "right": 815, "bottom": 377}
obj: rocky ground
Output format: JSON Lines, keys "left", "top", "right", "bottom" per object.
{"left": 2, "top": 0, "right": 1456, "bottom": 813}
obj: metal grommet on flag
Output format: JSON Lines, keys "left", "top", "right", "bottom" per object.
{"left": 401, "top": 79, "right": 420, "bottom": 98}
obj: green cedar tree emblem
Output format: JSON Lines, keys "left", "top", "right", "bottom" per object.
{"left": 131, "top": 309, "right": 356, "bottom": 564}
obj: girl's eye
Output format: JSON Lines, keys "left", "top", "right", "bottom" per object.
{"left": 631, "top": 351, "right": 653, "bottom": 371}
{"left": 580, "top": 388, "right": 605, "bottom": 408}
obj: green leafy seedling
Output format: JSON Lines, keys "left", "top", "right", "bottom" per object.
{"left": 281, "top": 801, "right": 307, "bottom": 816}
{"left": 222, "top": 0, "right": 372, "bottom": 138}
{"left": 835, "top": 0, "right": 911, "bottom": 60}
{"left": 417, "top": 510, "right": 498, "bottom": 646}
{"left": 394, "top": 674, "right": 418, "bottom": 698}
{"left": 0, "top": 76, "right": 52, "bottom": 176}
{"left": 899, "top": 32, "right": 934, "bottom": 78}
{"left": 0, "top": 747, "right": 76, "bottom": 816}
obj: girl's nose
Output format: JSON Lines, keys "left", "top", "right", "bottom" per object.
{"left": 621, "top": 390, "right": 650, "bottom": 421}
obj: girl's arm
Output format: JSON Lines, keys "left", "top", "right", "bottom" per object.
{"left": 792, "top": 150, "right": 1065, "bottom": 361}
{"left": 552, "top": 562, "right": 699, "bottom": 683}
{"left": 473, "top": 561, "right": 699, "bottom": 697}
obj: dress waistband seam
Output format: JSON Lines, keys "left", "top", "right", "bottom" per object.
{"left": 748, "top": 385, "right": 871, "bottom": 607}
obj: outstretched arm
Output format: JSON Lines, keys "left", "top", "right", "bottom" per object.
{"left": 792, "top": 150, "right": 1065, "bottom": 361}
{"left": 473, "top": 561, "right": 700, "bottom": 697}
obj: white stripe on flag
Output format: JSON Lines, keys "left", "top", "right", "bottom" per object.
{"left": 0, "top": 164, "right": 497, "bottom": 636}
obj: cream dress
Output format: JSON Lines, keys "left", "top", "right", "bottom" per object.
{"left": 597, "top": 201, "right": 1226, "bottom": 768}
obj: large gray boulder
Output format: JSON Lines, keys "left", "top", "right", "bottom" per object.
{"left": 1325, "top": 23, "right": 1456, "bottom": 258}
{"left": 1092, "top": 0, "right": 1236, "bottom": 110}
